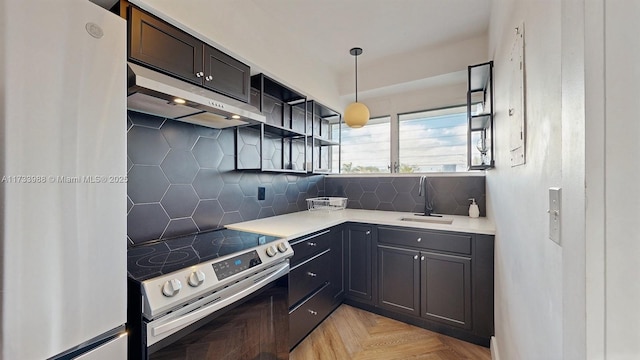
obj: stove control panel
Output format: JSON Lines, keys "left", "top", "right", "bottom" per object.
{"left": 141, "top": 239, "right": 294, "bottom": 320}
{"left": 212, "top": 250, "right": 262, "bottom": 280}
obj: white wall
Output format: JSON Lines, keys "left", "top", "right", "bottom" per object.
{"left": 486, "top": 0, "right": 564, "bottom": 359}
{"left": 603, "top": 1, "right": 640, "bottom": 358}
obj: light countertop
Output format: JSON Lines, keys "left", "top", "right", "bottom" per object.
{"left": 226, "top": 209, "right": 495, "bottom": 240}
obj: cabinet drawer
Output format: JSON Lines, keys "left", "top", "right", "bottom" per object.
{"left": 289, "top": 282, "right": 333, "bottom": 349}
{"left": 290, "top": 230, "right": 332, "bottom": 266}
{"left": 289, "top": 250, "right": 331, "bottom": 306}
{"left": 378, "top": 227, "right": 471, "bottom": 255}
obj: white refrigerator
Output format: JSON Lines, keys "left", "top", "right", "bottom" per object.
{"left": 1, "top": 0, "right": 127, "bottom": 359}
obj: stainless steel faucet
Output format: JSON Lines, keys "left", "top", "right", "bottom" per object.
{"left": 417, "top": 176, "right": 441, "bottom": 217}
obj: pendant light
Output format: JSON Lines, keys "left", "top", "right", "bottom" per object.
{"left": 344, "top": 47, "right": 370, "bottom": 128}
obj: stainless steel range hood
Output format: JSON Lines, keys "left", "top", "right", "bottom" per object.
{"left": 127, "top": 62, "right": 265, "bottom": 128}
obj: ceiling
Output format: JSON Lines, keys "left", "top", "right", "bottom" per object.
{"left": 247, "top": 0, "right": 492, "bottom": 74}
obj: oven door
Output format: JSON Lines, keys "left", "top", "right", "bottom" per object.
{"left": 146, "top": 263, "right": 289, "bottom": 360}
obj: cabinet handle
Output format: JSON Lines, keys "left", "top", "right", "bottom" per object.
{"left": 195, "top": 72, "right": 204, "bottom": 77}
{"left": 413, "top": 255, "right": 418, "bottom": 260}
{"left": 421, "top": 256, "right": 425, "bottom": 261}
{"left": 205, "top": 75, "right": 213, "bottom": 81}
{"left": 308, "top": 309, "right": 318, "bottom": 315}
{"left": 307, "top": 272, "right": 317, "bottom": 277}
{"left": 366, "top": 230, "right": 371, "bottom": 235}
{"left": 417, "top": 237, "right": 422, "bottom": 242}
{"left": 307, "top": 242, "right": 317, "bottom": 247}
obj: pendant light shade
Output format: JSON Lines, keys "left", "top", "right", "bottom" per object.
{"left": 345, "top": 47, "right": 370, "bottom": 128}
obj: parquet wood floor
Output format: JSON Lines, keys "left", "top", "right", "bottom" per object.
{"left": 290, "top": 305, "right": 491, "bottom": 360}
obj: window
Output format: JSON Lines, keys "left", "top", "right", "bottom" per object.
{"left": 398, "top": 106, "right": 468, "bottom": 172}
{"left": 332, "top": 116, "right": 391, "bottom": 173}
{"left": 333, "top": 105, "right": 469, "bottom": 174}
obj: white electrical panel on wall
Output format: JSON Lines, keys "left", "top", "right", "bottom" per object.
{"left": 509, "top": 23, "right": 526, "bottom": 167}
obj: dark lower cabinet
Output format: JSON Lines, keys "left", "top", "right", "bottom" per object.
{"left": 345, "top": 224, "right": 373, "bottom": 303}
{"left": 421, "top": 252, "right": 471, "bottom": 329}
{"left": 374, "top": 226, "right": 493, "bottom": 347}
{"left": 290, "top": 223, "right": 494, "bottom": 349}
{"left": 288, "top": 226, "right": 343, "bottom": 349}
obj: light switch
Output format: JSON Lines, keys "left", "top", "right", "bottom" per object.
{"left": 548, "top": 187, "right": 561, "bottom": 245}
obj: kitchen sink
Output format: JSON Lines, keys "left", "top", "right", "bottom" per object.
{"left": 399, "top": 216, "right": 454, "bottom": 225}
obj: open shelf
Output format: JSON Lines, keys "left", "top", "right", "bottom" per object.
{"left": 470, "top": 114, "right": 491, "bottom": 131}
{"left": 308, "top": 100, "right": 341, "bottom": 174}
{"left": 467, "top": 61, "right": 494, "bottom": 170}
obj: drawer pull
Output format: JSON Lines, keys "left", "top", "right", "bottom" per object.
{"left": 421, "top": 256, "right": 425, "bottom": 261}
{"left": 308, "top": 309, "right": 318, "bottom": 315}
{"left": 417, "top": 237, "right": 422, "bottom": 242}
{"left": 307, "top": 242, "right": 317, "bottom": 247}
{"left": 195, "top": 71, "right": 204, "bottom": 77}
{"left": 307, "top": 272, "right": 317, "bottom": 277}
{"left": 366, "top": 230, "right": 371, "bottom": 235}
{"left": 413, "top": 255, "right": 418, "bottom": 260}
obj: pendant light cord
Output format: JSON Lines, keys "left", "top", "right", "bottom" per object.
{"left": 355, "top": 54, "right": 358, "bottom": 102}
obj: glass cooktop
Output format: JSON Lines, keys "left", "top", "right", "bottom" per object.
{"left": 127, "top": 228, "right": 280, "bottom": 282}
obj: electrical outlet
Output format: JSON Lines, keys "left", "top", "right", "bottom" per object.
{"left": 258, "top": 187, "right": 265, "bottom": 200}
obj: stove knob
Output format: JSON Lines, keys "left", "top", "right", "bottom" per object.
{"left": 266, "top": 245, "right": 278, "bottom": 257}
{"left": 277, "top": 242, "right": 288, "bottom": 253}
{"left": 188, "top": 270, "right": 206, "bottom": 287}
{"left": 162, "top": 279, "right": 182, "bottom": 297}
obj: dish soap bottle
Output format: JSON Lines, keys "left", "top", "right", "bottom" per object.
{"left": 468, "top": 198, "right": 480, "bottom": 218}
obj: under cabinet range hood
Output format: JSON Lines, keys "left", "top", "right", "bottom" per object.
{"left": 127, "top": 62, "right": 265, "bottom": 128}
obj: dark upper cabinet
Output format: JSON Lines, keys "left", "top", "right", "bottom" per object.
{"left": 203, "top": 45, "right": 250, "bottom": 102}
{"left": 128, "top": 6, "right": 250, "bottom": 103}
{"left": 421, "top": 252, "right": 471, "bottom": 329}
{"left": 128, "top": 6, "right": 203, "bottom": 84}
{"left": 378, "top": 245, "right": 420, "bottom": 316}
{"left": 344, "top": 224, "right": 373, "bottom": 302}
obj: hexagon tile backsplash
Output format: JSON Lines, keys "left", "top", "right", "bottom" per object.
{"left": 324, "top": 175, "right": 485, "bottom": 216}
{"left": 127, "top": 111, "right": 486, "bottom": 248}
{"left": 127, "top": 111, "right": 324, "bottom": 247}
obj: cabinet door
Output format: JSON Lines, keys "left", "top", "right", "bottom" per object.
{"left": 345, "top": 225, "right": 373, "bottom": 302}
{"left": 204, "top": 45, "right": 250, "bottom": 103}
{"left": 378, "top": 245, "right": 419, "bottom": 316}
{"left": 421, "top": 252, "right": 472, "bottom": 329}
{"left": 128, "top": 7, "right": 203, "bottom": 84}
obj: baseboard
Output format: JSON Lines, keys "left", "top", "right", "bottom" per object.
{"left": 490, "top": 336, "right": 500, "bottom": 360}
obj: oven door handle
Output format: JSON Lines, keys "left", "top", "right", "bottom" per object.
{"left": 150, "top": 262, "right": 289, "bottom": 339}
